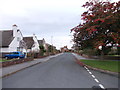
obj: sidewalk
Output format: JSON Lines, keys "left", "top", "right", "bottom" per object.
{"left": 72, "top": 53, "right": 94, "bottom": 60}
{"left": 0, "top": 53, "right": 63, "bottom": 78}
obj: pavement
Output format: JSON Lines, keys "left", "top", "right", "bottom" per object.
{"left": 1, "top": 53, "right": 119, "bottom": 89}
{"left": 72, "top": 53, "right": 96, "bottom": 60}
{"left": 0, "top": 53, "right": 63, "bottom": 78}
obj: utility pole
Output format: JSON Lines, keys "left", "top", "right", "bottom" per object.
{"left": 51, "top": 36, "right": 53, "bottom": 54}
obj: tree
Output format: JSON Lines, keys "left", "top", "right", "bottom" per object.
{"left": 48, "top": 45, "right": 52, "bottom": 53}
{"left": 39, "top": 45, "right": 46, "bottom": 56}
{"left": 71, "top": 0, "right": 120, "bottom": 55}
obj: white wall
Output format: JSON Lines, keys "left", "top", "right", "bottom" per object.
{"left": 43, "top": 39, "right": 47, "bottom": 50}
{"left": 1, "top": 48, "right": 9, "bottom": 53}
{"left": 1, "top": 29, "right": 27, "bottom": 53}
{"left": 9, "top": 32, "right": 20, "bottom": 52}
{"left": 31, "top": 34, "right": 40, "bottom": 52}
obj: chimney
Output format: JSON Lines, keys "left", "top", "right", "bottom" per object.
{"left": 12, "top": 24, "right": 18, "bottom": 37}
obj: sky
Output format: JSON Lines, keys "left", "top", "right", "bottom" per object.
{"left": 0, "top": 0, "right": 118, "bottom": 49}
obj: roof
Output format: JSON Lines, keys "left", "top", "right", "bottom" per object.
{"left": 0, "top": 30, "right": 14, "bottom": 47}
{"left": 38, "top": 40, "right": 43, "bottom": 45}
{"left": 23, "top": 37, "right": 34, "bottom": 49}
{"left": 46, "top": 43, "right": 51, "bottom": 46}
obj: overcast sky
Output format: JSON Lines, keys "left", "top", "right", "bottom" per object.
{"left": 0, "top": 0, "right": 118, "bottom": 49}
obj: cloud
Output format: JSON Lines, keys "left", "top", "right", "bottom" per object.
{"left": 0, "top": 0, "right": 88, "bottom": 49}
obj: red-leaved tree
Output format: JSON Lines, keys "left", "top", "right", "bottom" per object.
{"left": 71, "top": 0, "right": 120, "bottom": 55}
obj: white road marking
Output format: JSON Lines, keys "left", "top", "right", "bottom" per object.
{"left": 84, "top": 66, "right": 88, "bottom": 69}
{"left": 99, "top": 84, "right": 105, "bottom": 89}
{"left": 89, "top": 72, "right": 92, "bottom": 74}
{"left": 86, "top": 68, "right": 89, "bottom": 70}
{"left": 91, "top": 75, "right": 95, "bottom": 78}
{"left": 84, "top": 66, "right": 105, "bottom": 89}
{"left": 73, "top": 53, "right": 106, "bottom": 89}
{"left": 94, "top": 78, "right": 99, "bottom": 83}
{"left": 87, "top": 69, "right": 90, "bottom": 72}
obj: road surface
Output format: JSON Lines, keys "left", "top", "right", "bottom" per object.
{"left": 2, "top": 53, "right": 119, "bottom": 88}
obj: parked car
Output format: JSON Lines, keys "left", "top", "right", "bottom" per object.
{"left": 4, "top": 51, "right": 25, "bottom": 59}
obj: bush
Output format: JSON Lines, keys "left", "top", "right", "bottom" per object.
{"left": 81, "top": 48, "right": 101, "bottom": 56}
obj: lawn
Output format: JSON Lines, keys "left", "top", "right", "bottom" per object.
{"left": 107, "top": 55, "right": 120, "bottom": 56}
{"left": 0, "top": 59, "right": 17, "bottom": 62}
{"left": 0, "top": 60, "right": 8, "bottom": 62}
{"left": 80, "top": 59, "right": 120, "bottom": 72}
{"left": 0, "top": 59, "right": 11, "bottom": 62}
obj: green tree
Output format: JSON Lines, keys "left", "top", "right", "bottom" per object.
{"left": 48, "top": 45, "right": 53, "bottom": 53}
{"left": 39, "top": 45, "right": 46, "bottom": 56}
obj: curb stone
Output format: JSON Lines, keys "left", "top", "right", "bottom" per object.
{"left": 74, "top": 57, "right": 119, "bottom": 78}
{"left": 1, "top": 62, "right": 42, "bottom": 78}
{"left": 1, "top": 53, "right": 63, "bottom": 78}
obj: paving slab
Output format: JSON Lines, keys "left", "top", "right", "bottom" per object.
{"left": 72, "top": 53, "right": 92, "bottom": 60}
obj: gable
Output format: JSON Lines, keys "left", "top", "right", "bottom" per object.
{"left": 23, "top": 37, "right": 34, "bottom": 49}
{"left": 38, "top": 40, "right": 43, "bottom": 45}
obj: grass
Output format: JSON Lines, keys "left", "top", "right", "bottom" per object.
{"left": 107, "top": 55, "right": 120, "bottom": 56}
{"left": 0, "top": 59, "right": 10, "bottom": 62}
{"left": 80, "top": 59, "right": 120, "bottom": 72}
{"left": 0, "top": 58, "right": 17, "bottom": 62}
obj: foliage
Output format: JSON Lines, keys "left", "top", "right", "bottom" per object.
{"left": 81, "top": 48, "right": 101, "bottom": 56}
{"left": 71, "top": 0, "right": 120, "bottom": 55}
{"left": 39, "top": 45, "right": 44, "bottom": 50}
{"left": 39, "top": 45, "right": 46, "bottom": 56}
{"left": 48, "top": 45, "right": 53, "bottom": 52}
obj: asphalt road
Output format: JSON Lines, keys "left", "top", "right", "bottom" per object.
{"left": 2, "top": 53, "right": 119, "bottom": 88}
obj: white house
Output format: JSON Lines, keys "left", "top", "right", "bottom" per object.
{"left": 0, "top": 25, "right": 27, "bottom": 57}
{"left": 23, "top": 34, "right": 40, "bottom": 53}
{"left": 38, "top": 38, "right": 47, "bottom": 50}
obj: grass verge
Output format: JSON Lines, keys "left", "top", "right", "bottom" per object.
{"left": 0, "top": 60, "right": 11, "bottom": 62}
{"left": 80, "top": 59, "right": 120, "bottom": 73}
{"left": 0, "top": 59, "right": 17, "bottom": 62}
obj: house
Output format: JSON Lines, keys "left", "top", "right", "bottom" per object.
{"left": 45, "top": 43, "right": 57, "bottom": 54}
{"left": 61, "top": 46, "right": 69, "bottom": 52}
{"left": 38, "top": 38, "right": 47, "bottom": 50}
{"left": 0, "top": 25, "right": 27, "bottom": 57}
{"left": 23, "top": 34, "right": 40, "bottom": 53}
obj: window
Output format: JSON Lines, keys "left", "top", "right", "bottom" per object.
{"left": 12, "top": 52, "right": 19, "bottom": 54}
{"left": 17, "top": 47, "right": 23, "bottom": 51}
{"left": 17, "top": 47, "right": 20, "bottom": 51}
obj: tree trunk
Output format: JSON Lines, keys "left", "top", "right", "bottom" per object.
{"left": 100, "top": 46, "right": 105, "bottom": 60}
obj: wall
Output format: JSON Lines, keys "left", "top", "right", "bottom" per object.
{"left": 1, "top": 30, "right": 26, "bottom": 53}
{"left": 31, "top": 34, "right": 40, "bottom": 52}
{"left": 9, "top": 30, "right": 23, "bottom": 52}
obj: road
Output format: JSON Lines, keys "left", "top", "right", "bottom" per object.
{"left": 2, "top": 53, "right": 119, "bottom": 88}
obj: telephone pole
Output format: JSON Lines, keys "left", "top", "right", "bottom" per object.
{"left": 51, "top": 36, "right": 53, "bottom": 53}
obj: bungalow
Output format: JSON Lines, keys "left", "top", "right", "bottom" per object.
{"left": 45, "top": 43, "right": 57, "bottom": 54}
{"left": 38, "top": 38, "right": 47, "bottom": 50}
{"left": 0, "top": 25, "right": 27, "bottom": 57}
{"left": 23, "top": 34, "right": 40, "bottom": 53}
